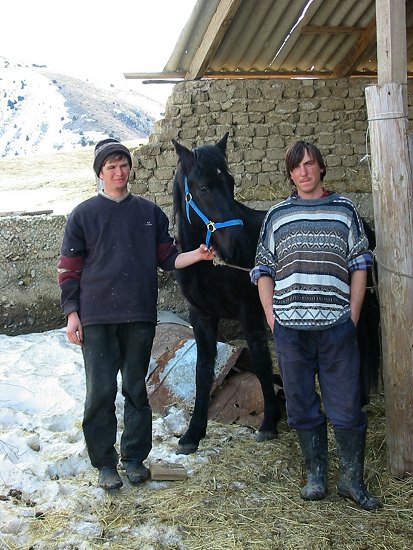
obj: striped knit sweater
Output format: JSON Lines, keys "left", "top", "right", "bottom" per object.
{"left": 251, "top": 192, "right": 373, "bottom": 329}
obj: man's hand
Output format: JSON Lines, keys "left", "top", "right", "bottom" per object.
{"left": 66, "top": 311, "right": 83, "bottom": 345}
{"left": 174, "top": 244, "right": 215, "bottom": 269}
{"left": 198, "top": 243, "right": 215, "bottom": 261}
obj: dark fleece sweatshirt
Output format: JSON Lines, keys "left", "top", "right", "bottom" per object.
{"left": 58, "top": 192, "right": 179, "bottom": 326}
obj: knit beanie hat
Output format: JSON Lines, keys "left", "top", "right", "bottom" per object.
{"left": 93, "top": 138, "right": 132, "bottom": 177}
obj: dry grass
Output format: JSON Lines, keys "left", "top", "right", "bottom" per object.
{"left": 0, "top": 148, "right": 95, "bottom": 188}
{"left": 22, "top": 394, "right": 413, "bottom": 550}
{"left": 0, "top": 147, "right": 96, "bottom": 215}
{"left": 0, "top": 140, "right": 145, "bottom": 215}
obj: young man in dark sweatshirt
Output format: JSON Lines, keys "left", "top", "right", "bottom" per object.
{"left": 58, "top": 139, "right": 214, "bottom": 490}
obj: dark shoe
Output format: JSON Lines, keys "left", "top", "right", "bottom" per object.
{"left": 334, "top": 427, "right": 383, "bottom": 511}
{"left": 124, "top": 463, "right": 150, "bottom": 484}
{"left": 296, "top": 421, "right": 328, "bottom": 500}
{"left": 98, "top": 467, "right": 123, "bottom": 490}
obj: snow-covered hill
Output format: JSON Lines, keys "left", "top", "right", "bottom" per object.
{"left": 0, "top": 58, "right": 165, "bottom": 158}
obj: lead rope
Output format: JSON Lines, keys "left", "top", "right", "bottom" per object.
{"left": 212, "top": 256, "right": 252, "bottom": 272}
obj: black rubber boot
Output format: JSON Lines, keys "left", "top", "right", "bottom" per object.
{"left": 296, "top": 421, "right": 328, "bottom": 500}
{"left": 123, "top": 462, "right": 150, "bottom": 484}
{"left": 98, "top": 467, "right": 123, "bottom": 490}
{"left": 334, "top": 428, "right": 383, "bottom": 510}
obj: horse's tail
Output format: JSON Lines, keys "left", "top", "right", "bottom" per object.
{"left": 357, "top": 219, "right": 381, "bottom": 405}
{"left": 358, "top": 273, "right": 381, "bottom": 406}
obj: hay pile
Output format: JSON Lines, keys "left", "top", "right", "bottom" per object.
{"left": 25, "top": 394, "right": 412, "bottom": 550}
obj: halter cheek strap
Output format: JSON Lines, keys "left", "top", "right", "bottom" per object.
{"left": 184, "top": 177, "right": 244, "bottom": 248}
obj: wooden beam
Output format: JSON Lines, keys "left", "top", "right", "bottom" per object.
{"left": 124, "top": 71, "right": 413, "bottom": 84}
{"left": 185, "top": 0, "right": 243, "bottom": 80}
{"left": 365, "top": 82, "right": 413, "bottom": 478}
{"left": 376, "top": 0, "right": 407, "bottom": 85}
{"left": 124, "top": 72, "right": 186, "bottom": 80}
{"left": 331, "top": 18, "right": 377, "bottom": 78}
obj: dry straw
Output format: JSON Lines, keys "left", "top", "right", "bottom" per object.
{"left": 23, "top": 394, "right": 413, "bottom": 549}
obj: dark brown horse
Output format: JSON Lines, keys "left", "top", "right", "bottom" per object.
{"left": 172, "top": 133, "right": 380, "bottom": 454}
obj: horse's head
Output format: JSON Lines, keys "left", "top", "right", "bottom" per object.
{"left": 172, "top": 133, "right": 233, "bottom": 213}
{"left": 172, "top": 133, "right": 252, "bottom": 266}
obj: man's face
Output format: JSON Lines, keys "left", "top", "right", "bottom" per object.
{"left": 99, "top": 156, "right": 130, "bottom": 197}
{"left": 289, "top": 150, "right": 324, "bottom": 199}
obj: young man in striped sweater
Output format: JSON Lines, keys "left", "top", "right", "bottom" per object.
{"left": 251, "top": 141, "right": 382, "bottom": 510}
{"left": 58, "top": 139, "right": 215, "bottom": 490}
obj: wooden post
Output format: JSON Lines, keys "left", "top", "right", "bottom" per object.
{"left": 364, "top": 0, "right": 413, "bottom": 478}
{"left": 365, "top": 82, "right": 413, "bottom": 477}
{"left": 376, "top": 0, "right": 407, "bottom": 85}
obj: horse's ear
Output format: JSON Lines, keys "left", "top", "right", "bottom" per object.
{"left": 172, "top": 138, "right": 193, "bottom": 166}
{"left": 216, "top": 132, "right": 229, "bottom": 156}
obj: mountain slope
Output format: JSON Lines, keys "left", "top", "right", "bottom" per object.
{"left": 0, "top": 58, "right": 162, "bottom": 158}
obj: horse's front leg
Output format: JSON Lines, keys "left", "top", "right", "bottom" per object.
{"left": 240, "top": 309, "right": 282, "bottom": 441}
{"left": 177, "top": 310, "right": 218, "bottom": 455}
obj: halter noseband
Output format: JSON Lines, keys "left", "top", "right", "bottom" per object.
{"left": 184, "top": 176, "right": 244, "bottom": 248}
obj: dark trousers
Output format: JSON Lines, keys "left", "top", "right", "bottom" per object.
{"left": 274, "top": 319, "right": 367, "bottom": 431}
{"left": 81, "top": 322, "right": 155, "bottom": 469}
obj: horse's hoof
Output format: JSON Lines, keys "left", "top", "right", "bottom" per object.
{"left": 176, "top": 443, "right": 199, "bottom": 455}
{"left": 255, "top": 430, "right": 278, "bottom": 442}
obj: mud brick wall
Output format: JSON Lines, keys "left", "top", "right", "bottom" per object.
{"left": 128, "top": 77, "right": 405, "bottom": 222}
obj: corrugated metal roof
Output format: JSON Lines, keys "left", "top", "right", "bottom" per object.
{"left": 125, "top": 0, "right": 413, "bottom": 81}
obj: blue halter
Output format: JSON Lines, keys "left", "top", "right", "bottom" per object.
{"left": 184, "top": 176, "right": 244, "bottom": 248}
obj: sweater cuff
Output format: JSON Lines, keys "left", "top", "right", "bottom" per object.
{"left": 348, "top": 251, "right": 373, "bottom": 273}
{"left": 250, "top": 265, "right": 275, "bottom": 285}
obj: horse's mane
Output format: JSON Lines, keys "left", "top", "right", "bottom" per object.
{"left": 192, "top": 144, "right": 230, "bottom": 176}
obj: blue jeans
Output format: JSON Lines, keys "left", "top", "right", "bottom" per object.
{"left": 81, "top": 322, "right": 155, "bottom": 469}
{"left": 274, "top": 319, "right": 367, "bottom": 431}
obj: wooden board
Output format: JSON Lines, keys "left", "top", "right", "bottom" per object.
{"left": 149, "top": 462, "right": 188, "bottom": 481}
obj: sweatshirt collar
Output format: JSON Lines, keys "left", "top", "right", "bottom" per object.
{"left": 99, "top": 190, "right": 131, "bottom": 203}
{"left": 289, "top": 189, "right": 337, "bottom": 204}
